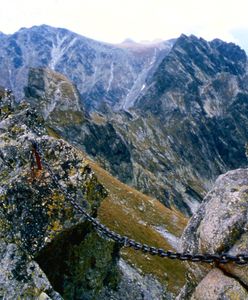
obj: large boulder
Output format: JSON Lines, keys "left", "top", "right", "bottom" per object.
{"left": 178, "top": 168, "right": 248, "bottom": 299}
{"left": 191, "top": 268, "right": 248, "bottom": 300}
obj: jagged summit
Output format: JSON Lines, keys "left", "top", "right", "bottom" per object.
{"left": 134, "top": 32, "right": 247, "bottom": 114}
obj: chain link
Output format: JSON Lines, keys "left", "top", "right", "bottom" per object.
{"left": 31, "top": 140, "right": 248, "bottom": 265}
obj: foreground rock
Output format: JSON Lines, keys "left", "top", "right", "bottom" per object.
{"left": 0, "top": 99, "right": 120, "bottom": 298}
{"left": 0, "top": 92, "right": 171, "bottom": 299}
{"left": 191, "top": 269, "right": 248, "bottom": 300}
{"left": 178, "top": 168, "right": 248, "bottom": 299}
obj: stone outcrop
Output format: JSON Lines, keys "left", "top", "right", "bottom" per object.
{"left": 0, "top": 92, "right": 173, "bottom": 299}
{"left": 190, "top": 269, "right": 248, "bottom": 300}
{"left": 178, "top": 168, "right": 248, "bottom": 299}
{"left": 0, "top": 91, "right": 126, "bottom": 299}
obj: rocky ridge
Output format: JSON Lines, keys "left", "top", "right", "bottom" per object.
{"left": 0, "top": 87, "right": 189, "bottom": 299}
{"left": 0, "top": 91, "right": 159, "bottom": 299}
{"left": 0, "top": 25, "right": 171, "bottom": 110}
{"left": 1, "top": 25, "right": 248, "bottom": 215}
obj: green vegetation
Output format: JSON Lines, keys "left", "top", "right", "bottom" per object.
{"left": 88, "top": 157, "right": 188, "bottom": 294}
{"left": 49, "top": 109, "right": 86, "bottom": 126}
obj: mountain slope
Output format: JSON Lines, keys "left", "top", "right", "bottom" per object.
{"left": 109, "top": 35, "right": 248, "bottom": 214}
{"left": 0, "top": 87, "right": 187, "bottom": 299}
{"left": 89, "top": 156, "right": 188, "bottom": 294}
{"left": 0, "top": 25, "right": 172, "bottom": 111}
{"left": 6, "top": 26, "right": 248, "bottom": 214}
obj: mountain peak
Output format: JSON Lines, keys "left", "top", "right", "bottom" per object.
{"left": 24, "top": 67, "right": 85, "bottom": 121}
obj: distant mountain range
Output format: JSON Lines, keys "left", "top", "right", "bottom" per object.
{"left": 0, "top": 25, "right": 172, "bottom": 110}
{"left": 1, "top": 25, "right": 248, "bottom": 215}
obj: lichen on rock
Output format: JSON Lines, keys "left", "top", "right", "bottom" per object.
{"left": 0, "top": 95, "right": 122, "bottom": 299}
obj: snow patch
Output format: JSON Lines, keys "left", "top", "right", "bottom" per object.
{"left": 154, "top": 226, "right": 180, "bottom": 251}
{"left": 107, "top": 62, "right": 114, "bottom": 92}
{"left": 50, "top": 35, "right": 77, "bottom": 69}
{"left": 183, "top": 198, "right": 200, "bottom": 214}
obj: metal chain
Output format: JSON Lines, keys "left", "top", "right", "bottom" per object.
{"left": 32, "top": 140, "right": 248, "bottom": 265}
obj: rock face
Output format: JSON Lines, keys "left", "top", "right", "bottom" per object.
{"left": 110, "top": 34, "right": 248, "bottom": 214}
{"left": 25, "top": 67, "right": 134, "bottom": 184}
{"left": 99, "top": 259, "right": 171, "bottom": 300}
{"left": 178, "top": 168, "right": 248, "bottom": 299}
{"left": 0, "top": 25, "right": 171, "bottom": 110}
{"left": 0, "top": 97, "right": 118, "bottom": 298}
{"left": 0, "top": 241, "right": 62, "bottom": 300}
{"left": 190, "top": 269, "right": 248, "bottom": 300}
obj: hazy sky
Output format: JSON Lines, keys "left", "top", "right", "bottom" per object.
{"left": 1, "top": 0, "right": 248, "bottom": 51}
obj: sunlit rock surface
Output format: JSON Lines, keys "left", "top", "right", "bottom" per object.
{"left": 178, "top": 168, "right": 248, "bottom": 299}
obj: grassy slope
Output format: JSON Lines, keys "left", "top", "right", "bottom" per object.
{"left": 47, "top": 128, "right": 188, "bottom": 293}
{"left": 88, "top": 158, "right": 188, "bottom": 294}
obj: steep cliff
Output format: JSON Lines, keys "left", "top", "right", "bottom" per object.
{"left": 109, "top": 35, "right": 248, "bottom": 214}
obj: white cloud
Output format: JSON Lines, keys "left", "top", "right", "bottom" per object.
{"left": 0, "top": 0, "right": 248, "bottom": 50}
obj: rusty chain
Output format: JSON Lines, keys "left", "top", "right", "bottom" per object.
{"left": 32, "top": 140, "right": 248, "bottom": 266}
